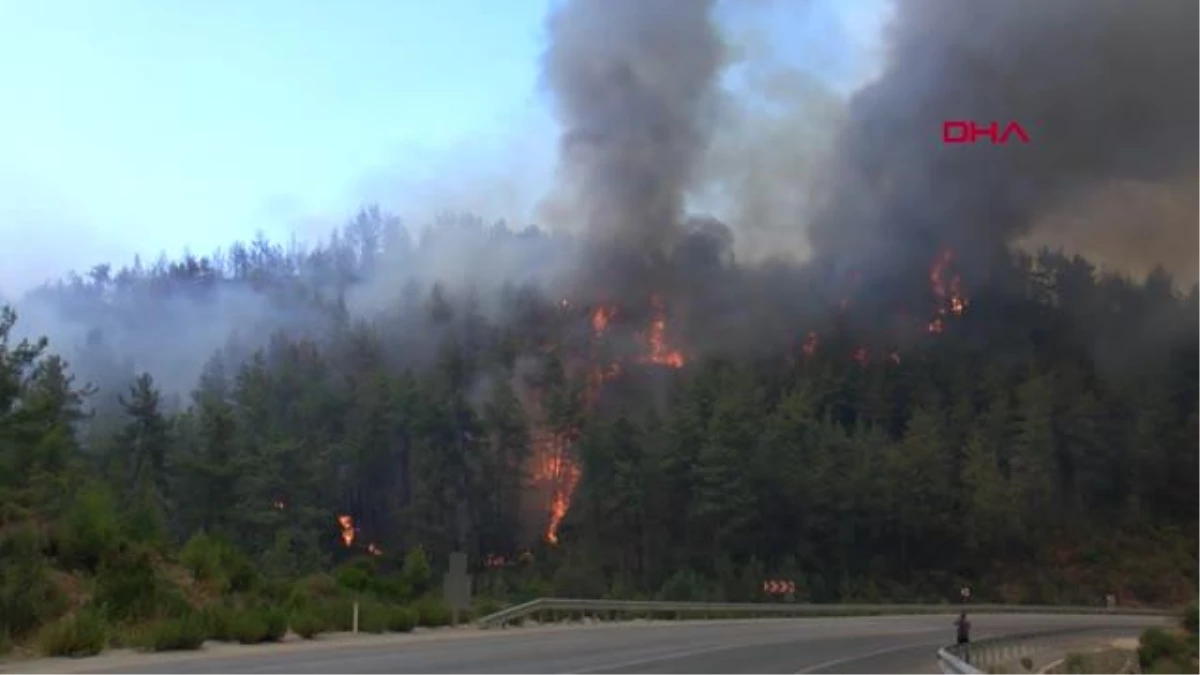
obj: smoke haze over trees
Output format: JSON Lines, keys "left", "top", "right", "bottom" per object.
{"left": 0, "top": 0, "right": 1196, "bottom": 650}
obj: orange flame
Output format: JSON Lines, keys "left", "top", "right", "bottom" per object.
{"left": 532, "top": 428, "right": 582, "bottom": 544}
{"left": 638, "top": 295, "right": 685, "bottom": 368}
{"left": 591, "top": 304, "right": 615, "bottom": 335}
{"left": 337, "top": 514, "right": 355, "bottom": 547}
{"left": 928, "top": 247, "right": 968, "bottom": 330}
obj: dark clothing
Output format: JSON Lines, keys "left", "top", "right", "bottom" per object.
{"left": 955, "top": 616, "right": 971, "bottom": 644}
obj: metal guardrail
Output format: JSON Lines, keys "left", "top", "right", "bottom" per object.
{"left": 936, "top": 626, "right": 1158, "bottom": 674}
{"left": 475, "top": 597, "right": 1168, "bottom": 630}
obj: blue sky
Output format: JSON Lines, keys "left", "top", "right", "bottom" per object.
{"left": 0, "top": 0, "right": 889, "bottom": 294}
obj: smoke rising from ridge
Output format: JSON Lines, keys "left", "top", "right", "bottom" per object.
{"left": 809, "top": 0, "right": 1199, "bottom": 284}
{"left": 541, "top": 0, "right": 725, "bottom": 300}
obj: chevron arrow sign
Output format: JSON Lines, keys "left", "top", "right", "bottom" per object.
{"left": 762, "top": 580, "right": 796, "bottom": 594}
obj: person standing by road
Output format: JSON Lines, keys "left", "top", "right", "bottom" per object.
{"left": 955, "top": 611, "right": 972, "bottom": 661}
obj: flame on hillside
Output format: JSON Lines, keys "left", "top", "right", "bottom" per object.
{"left": 928, "top": 247, "right": 968, "bottom": 331}
{"left": 799, "top": 246, "right": 969, "bottom": 367}
{"left": 637, "top": 295, "right": 686, "bottom": 368}
{"left": 337, "top": 514, "right": 355, "bottom": 547}
{"left": 526, "top": 294, "right": 689, "bottom": 544}
{"left": 532, "top": 428, "right": 582, "bottom": 545}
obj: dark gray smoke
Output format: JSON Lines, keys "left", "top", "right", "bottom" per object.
{"left": 540, "top": 0, "right": 726, "bottom": 301}
{"left": 809, "top": 0, "right": 1199, "bottom": 284}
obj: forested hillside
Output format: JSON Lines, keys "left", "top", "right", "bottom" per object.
{"left": 2, "top": 0, "right": 1196, "bottom": 660}
{"left": 2, "top": 208, "right": 1196, "bottom": 652}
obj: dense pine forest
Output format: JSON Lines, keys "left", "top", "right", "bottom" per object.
{"left": 2, "top": 0, "right": 1197, "bottom": 659}
{"left": 1, "top": 206, "right": 1196, "bottom": 655}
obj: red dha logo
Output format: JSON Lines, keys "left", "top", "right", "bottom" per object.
{"left": 943, "top": 120, "right": 1031, "bottom": 145}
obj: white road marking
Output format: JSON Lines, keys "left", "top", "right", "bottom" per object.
{"left": 572, "top": 635, "right": 814, "bottom": 674}
{"left": 794, "top": 640, "right": 944, "bottom": 674}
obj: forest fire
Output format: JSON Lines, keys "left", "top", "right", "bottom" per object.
{"left": 928, "top": 247, "right": 968, "bottom": 331}
{"left": 637, "top": 295, "right": 686, "bottom": 368}
{"left": 527, "top": 293, "right": 689, "bottom": 543}
{"left": 532, "top": 429, "right": 582, "bottom": 544}
{"left": 336, "top": 514, "right": 355, "bottom": 547}
{"left": 798, "top": 245, "right": 969, "bottom": 366}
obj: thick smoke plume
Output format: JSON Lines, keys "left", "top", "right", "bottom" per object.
{"left": 809, "top": 0, "right": 1198, "bottom": 285}
{"left": 541, "top": 0, "right": 726, "bottom": 302}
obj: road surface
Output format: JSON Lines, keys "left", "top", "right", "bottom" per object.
{"left": 17, "top": 613, "right": 1165, "bottom": 674}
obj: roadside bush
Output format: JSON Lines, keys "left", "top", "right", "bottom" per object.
{"left": 371, "top": 575, "right": 413, "bottom": 604}
{"left": 180, "top": 532, "right": 259, "bottom": 594}
{"left": 260, "top": 607, "right": 288, "bottom": 643}
{"left": 295, "top": 573, "right": 341, "bottom": 600}
{"left": 57, "top": 485, "right": 122, "bottom": 572}
{"left": 229, "top": 607, "right": 287, "bottom": 644}
{"left": 335, "top": 561, "right": 374, "bottom": 595}
{"left": 386, "top": 607, "right": 417, "bottom": 633}
{"left": 657, "top": 570, "right": 705, "bottom": 602}
{"left": 401, "top": 547, "right": 432, "bottom": 597}
{"left": 289, "top": 611, "right": 324, "bottom": 639}
{"left": 0, "top": 556, "right": 67, "bottom": 638}
{"left": 93, "top": 544, "right": 190, "bottom": 623}
{"left": 255, "top": 577, "right": 295, "bottom": 606}
{"left": 1138, "top": 627, "right": 1192, "bottom": 671}
{"left": 317, "top": 597, "right": 357, "bottom": 632}
{"left": 198, "top": 603, "right": 236, "bottom": 641}
{"left": 357, "top": 599, "right": 393, "bottom": 634}
{"left": 1142, "top": 658, "right": 1190, "bottom": 672}
{"left": 36, "top": 612, "right": 107, "bottom": 658}
{"left": 472, "top": 597, "right": 506, "bottom": 620}
{"left": 138, "top": 612, "right": 207, "bottom": 652}
{"left": 415, "top": 596, "right": 450, "bottom": 627}
{"left": 1183, "top": 602, "right": 1198, "bottom": 637}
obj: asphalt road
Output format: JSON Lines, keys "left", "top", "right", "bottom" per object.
{"left": 24, "top": 613, "right": 1166, "bottom": 675}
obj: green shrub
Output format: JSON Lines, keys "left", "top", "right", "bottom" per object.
{"left": 336, "top": 562, "right": 373, "bottom": 595}
{"left": 356, "top": 599, "right": 388, "bottom": 634}
{"left": 289, "top": 611, "right": 324, "bottom": 640}
{"left": 472, "top": 597, "right": 506, "bottom": 620}
{"left": 138, "top": 613, "right": 207, "bottom": 652}
{"left": 180, "top": 533, "right": 259, "bottom": 593}
{"left": 386, "top": 607, "right": 417, "bottom": 633}
{"left": 317, "top": 597, "right": 356, "bottom": 632}
{"left": 198, "top": 603, "right": 236, "bottom": 642}
{"left": 1138, "top": 627, "right": 1191, "bottom": 670}
{"left": 1145, "top": 657, "right": 1193, "bottom": 675}
{"left": 371, "top": 575, "right": 413, "bottom": 604}
{"left": 229, "top": 608, "right": 286, "bottom": 644}
{"left": 0, "top": 557, "right": 67, "bottom": 638}
{"left": 57, "top": 485, "right": 122, "bottom": 571}
{"left": 37, "top": 612, "right": 107, "bottom": 658}
{"left": 401, "top": 547, "right": 432, "bottom": 597}
{"left": 261, "top": 607, "right": 288, "bottom": 642}
{"left": 1183, "top": 602, "right": 1198, "bottom": 637}
{"left": 415, "top": 596, "right": 450, "bottom": 627}
{"left": 295, "top": 573, "right": 341, "bottom": 600}
{"left": 657, "top": 570, "right": 705, "bottom": 602}
{"left": 255, "top": 578, "right": 295, "bottom": 606}
{"left": 93, "top": 544, "right": 190, "bottom": 622}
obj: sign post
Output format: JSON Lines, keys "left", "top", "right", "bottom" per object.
{"left": 443, "top": 552, "right": 472, "bottom": 626}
